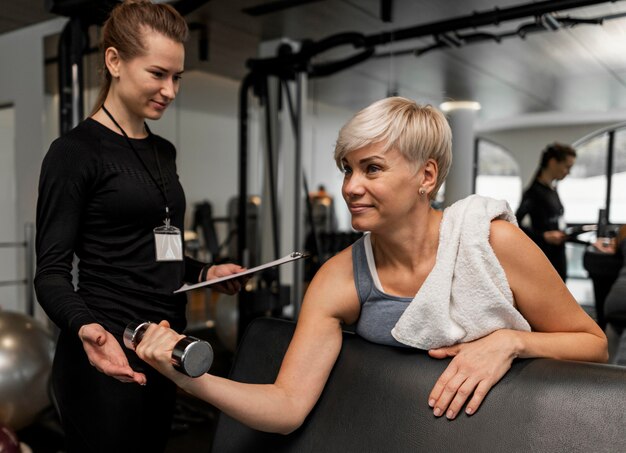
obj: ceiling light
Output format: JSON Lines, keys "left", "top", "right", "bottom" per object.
{"left": 439, "top": 101, "right": 481, "bottom": 112}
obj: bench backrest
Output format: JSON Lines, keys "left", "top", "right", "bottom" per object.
{"left": 212, "top": 317, "right": 626, "bottom": 453}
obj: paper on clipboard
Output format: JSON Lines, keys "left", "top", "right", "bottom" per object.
{"left": 174, "top": 252, "right": 308, "bottom": 293}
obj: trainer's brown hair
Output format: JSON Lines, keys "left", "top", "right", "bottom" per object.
{"left": 90, "top": 0, "right": 188, "bottom": 115}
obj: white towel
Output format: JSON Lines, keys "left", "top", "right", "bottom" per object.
{"left": 391, "top": 194, "right": 531, "bottom": 350}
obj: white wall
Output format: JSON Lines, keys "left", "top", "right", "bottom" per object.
{"left": 305, "top": 99, "right": 354, "bottom": 231}
{"left": 0, "top": 106, "right": 18, "bottom": 311}
{"left": 0, "top": 18, "right": 66, "bottom": 316}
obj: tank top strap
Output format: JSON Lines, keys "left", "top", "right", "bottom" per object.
{"left": 352, "top": 234, "right": 373, "bottom": 306}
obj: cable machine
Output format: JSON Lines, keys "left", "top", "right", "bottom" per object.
{"left": 45, "top": 0, "right": 626, "bottom": 340}
{"left": 234, "top": 0, "right": 625, "bottom": 337}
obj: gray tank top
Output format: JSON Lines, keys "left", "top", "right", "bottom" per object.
{"left": 352, "top": 233, "right": 412, "bottom": 347}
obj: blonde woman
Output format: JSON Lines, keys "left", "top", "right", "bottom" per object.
{"left": 137, "top": 97, "right": 606, "bottom": 435}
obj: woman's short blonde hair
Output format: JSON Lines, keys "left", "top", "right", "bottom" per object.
{"left": 334, "top": 97, "right": 452, "bottom": 199}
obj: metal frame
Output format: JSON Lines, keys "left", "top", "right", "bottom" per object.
{"left": 0, "top": 223, "right": 35, "bottom": 316}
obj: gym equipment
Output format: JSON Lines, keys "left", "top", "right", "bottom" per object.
{"left": 211, "top": 317, "right": 626, "bottom": 453}
{"left": 584, "top": 245, "right": 621, "bottom": 330}
{"left": 228, "top": 196, "right": 261, "bottom": 268}
{"left": 123, "top": 321, "right": 214, "bottom": 378}
{"left": 0, "top": 311, "right": 54, "bottom": 431}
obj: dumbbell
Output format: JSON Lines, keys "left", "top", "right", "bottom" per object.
{"left": 123, "top": 321, "right": 214, "bottom": 378}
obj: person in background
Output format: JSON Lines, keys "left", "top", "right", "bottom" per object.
{"left": 596, "top": 226, "right": 626, "bottom": 340}
{"left": 134, "top": 98, "right": 606, "bottom": 435}
{"left": 34, "top": 1, "right": 244, "bottom": 451}
{"left": 516, "top": 143, "right": 577, "bottom": 281}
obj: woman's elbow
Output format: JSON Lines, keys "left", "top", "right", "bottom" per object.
{"left": 596, "top": 336, "right": 610, "bottom": 363}
{"left": 276, "top": 422, "right": 303, "bottom": 436}
{"left": 274, "top": 411, "right": 307, "bottom": 435}
{"left": 592, "top": 347, "right": 609, "bottom": 364}
{"left": 270, "top": 401, "right": 309, "bottom": 435}
{"left": 587, "top": 331, "right": 609, "bottom": 363}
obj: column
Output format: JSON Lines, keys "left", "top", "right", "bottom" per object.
{"left": 440, "top": 101, "right": 480, "bottom": 207}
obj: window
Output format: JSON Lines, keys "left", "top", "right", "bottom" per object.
{"left": 610, "top": 129, "right": 626, "bottom": 223}
{"left": 559, "top": 133, "right": 608, "bottom": 224}
{"left": 475, "top": 139, "right": 522, "bottom": 211}
{"left": 563, "top": 124, "right": 626, "bottom": 295}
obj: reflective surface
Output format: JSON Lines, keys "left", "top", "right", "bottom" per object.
{"left": 0, "top": 311, "right": 54, "bottom": 431}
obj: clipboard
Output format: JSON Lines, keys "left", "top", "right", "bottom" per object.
{"left": 565, "top": 224, "right": 597, "bottom": 242}
{"left": 174, "top": 252, "right": 308, "bottom": 293}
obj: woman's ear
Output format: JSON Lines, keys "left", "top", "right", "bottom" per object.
{"left": 421, "top": 158, "right": 439, "bottom": 194}
{"left": 104, "top": 47, "right": 121, "bottom": 78}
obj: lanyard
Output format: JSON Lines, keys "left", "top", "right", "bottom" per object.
{"left": 101, "top": 105, "right": 171, "bottom": 223}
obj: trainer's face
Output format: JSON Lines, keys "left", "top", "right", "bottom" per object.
{"left": 550, "top": 155, "right": 575, "bottom": 181}
{"left": 112, "top": 29, "right": 185, "bottom": 122}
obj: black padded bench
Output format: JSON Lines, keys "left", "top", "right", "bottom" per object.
{"left": 211, "top": 317, "right": 626, "bottom": 453}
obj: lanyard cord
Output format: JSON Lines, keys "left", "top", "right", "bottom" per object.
{"left": 101, "top": 105, "right": 171, "bottom": 222}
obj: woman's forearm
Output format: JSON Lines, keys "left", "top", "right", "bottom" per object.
{"left": 175, "top": 373, "right": 307, "bottom": 434}
{"left": 511, "top": 330, "right": 608, "bottom": 363}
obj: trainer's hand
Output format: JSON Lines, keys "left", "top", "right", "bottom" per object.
{"left": 427, "top": 330, "right": 518, "bottom": 420}
{"left": 203, "top": 263, "right": 248, "bottom": 294}
{"left": 78, "top": 323, "right": 146, "bottom": 385}
{"left": 592, "top": 237, "right": 616, "bottom": 254}
{"left": 543, "top": 230, "right": 566, "bottom": 245}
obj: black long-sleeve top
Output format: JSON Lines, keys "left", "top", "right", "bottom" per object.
{"left": 515, "top": 179, "right": 564, "bottom": 242}
{"left": 515, "top": 179, "right": 566, "bottom": 277}
{"left": 35, "top": 118, "right": 204, "bottom": 339}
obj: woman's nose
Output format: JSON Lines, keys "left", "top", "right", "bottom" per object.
{"left": 161, "top": 78, "right": 177, "bottom": 99}
{"left": 343, "top": 173, "right": 364, "bottom": 198}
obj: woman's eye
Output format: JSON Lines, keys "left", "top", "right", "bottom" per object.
{"left": 151, "top": 71, "right": 164, "bottom": 78}
{"left": 342, "top": 166, "right": 352, "bottom": 175}
{"left": 174, "top": 75, "right": 183, "bottom": 82}
{"left": 367, "top": 165, "right": 381, "bottom": 174}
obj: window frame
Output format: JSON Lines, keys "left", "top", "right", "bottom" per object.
{"left": 572, "top": 121, "right": 626, "bottom": 224}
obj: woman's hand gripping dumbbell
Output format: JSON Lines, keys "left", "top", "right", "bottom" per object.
{"left": 123, "top": 321, "right": 214, "bottom": 378}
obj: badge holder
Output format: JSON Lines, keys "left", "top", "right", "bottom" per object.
{"left": 154, "top": 220, "right": 183, "bottom": 262}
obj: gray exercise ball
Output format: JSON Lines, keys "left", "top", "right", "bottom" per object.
{"left": 0, "top": 310, "right": 55, "bottom": 431}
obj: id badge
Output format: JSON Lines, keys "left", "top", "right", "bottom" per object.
{"left": 154, "top": 224, "right": 183, "bottom": 261}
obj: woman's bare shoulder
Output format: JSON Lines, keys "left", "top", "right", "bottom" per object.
{"left": 302, "top": 244, "right": 359, "bottom": 324}
{"left": 489, "top": 219, "right": 531, "bottom": 256}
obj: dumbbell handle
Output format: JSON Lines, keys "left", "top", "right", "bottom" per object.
{"left": 123, "top": 321, "right": 213, "bottom": 378}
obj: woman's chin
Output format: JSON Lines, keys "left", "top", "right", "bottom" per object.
{"left": 350, "top": 221, "right": 369, "bottom": 232}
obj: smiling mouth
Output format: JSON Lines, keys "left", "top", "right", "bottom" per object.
{"left": 349, "top": 204, "right": 372, "bottom": 213}
{"left": 151, "top": 100, "right": 168, "bottom": 109}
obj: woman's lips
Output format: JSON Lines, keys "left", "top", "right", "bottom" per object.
{"left": 348, "top": 204, "right": 372, "bottom": 214}
{"left": 151, "top": 100, "right": 168, "bottom": 110}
